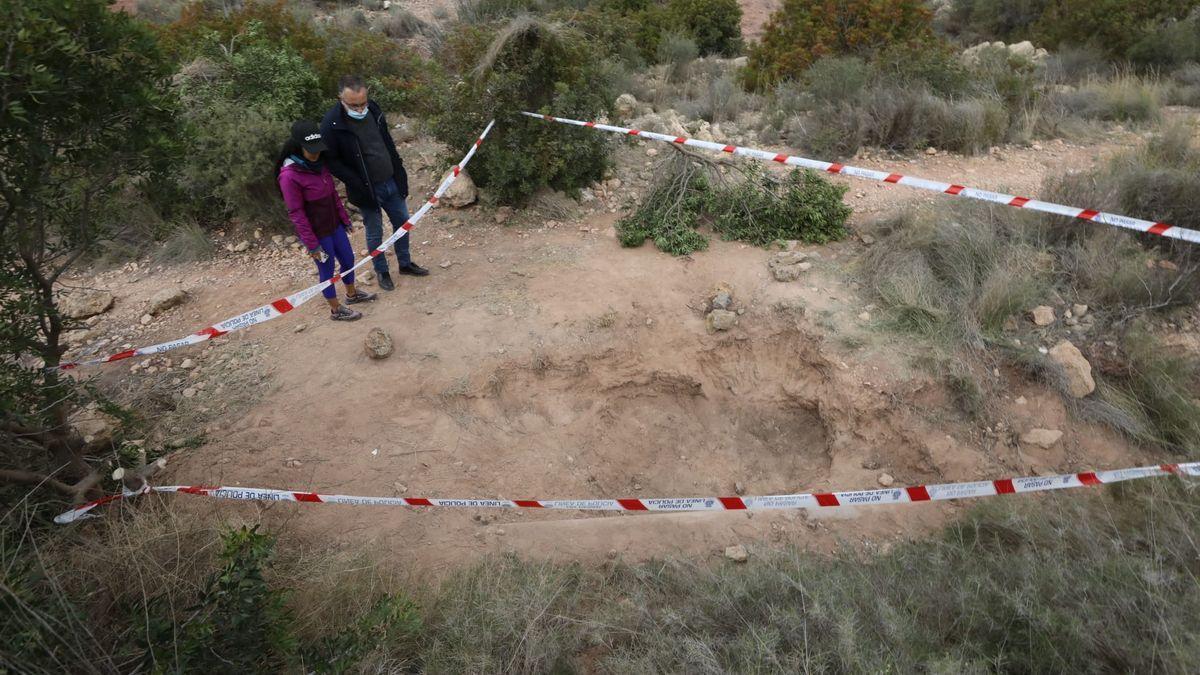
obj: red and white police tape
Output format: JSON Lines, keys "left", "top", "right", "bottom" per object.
{"left": 522, "top": 111, "right": 1200, "bottom": 245}
{"left": 55, "top": 121, "right": 496, "bottom": 371}
{"left": 54, "top": 460, "right": 1200, "bottom": 524}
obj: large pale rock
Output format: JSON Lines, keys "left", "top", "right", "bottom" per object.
{"left": 60, "top": 289, "right": 115, "bottom": 319}
{"left": 1020, "top": 428, "right": 1063, "bottom": 449}
{"left": 614, "top": 93, "right": 638, "bottom": 118}
{"left": 1029, "top": 305, "right": 1055, "bottom": 326}
{"left": 768, "top": 251, "right": 813, "bottom": 282}
{"left": 706, "top": 309, "right": 736, "bottom": 332}
{"left": 1049, "top": 340, "right": 1095, "bottom": 398}
{"left": 148, "top": 286, "right": 188, "bottom": 315}
{"left": 364, "top": 327, "right": 394, "bottom": 359}
{"left": 70, "top": 408, "right": 119, "bottom": 446}
{"left": 443, "top": 169, "right": 477, "bottom": 208}
{"left": 724, "top": 544, "right": 749, "bottom": 563}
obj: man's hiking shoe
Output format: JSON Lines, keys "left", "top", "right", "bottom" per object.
{"left": 378, "top": 273, "right": 395, "bottom": 291}
{"left": 330, "top": 306, "right": 362, "bottom": 321}
{"left": 345, "top": 291, "right": 377, "bottom": 305}
{"left": 398, "top": 263, "right": 429, "bottom": 277}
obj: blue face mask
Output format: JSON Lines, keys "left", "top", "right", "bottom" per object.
{"left": 344, "top": 104, "right": 369, "bottom": 120}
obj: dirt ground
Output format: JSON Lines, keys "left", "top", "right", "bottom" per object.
{"left": 60, "top": 115, "right": 1178, "bottom": 575}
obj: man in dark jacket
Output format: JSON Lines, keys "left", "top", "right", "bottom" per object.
{"left": 320, "top": 75, "right": 428, "bottom": 291}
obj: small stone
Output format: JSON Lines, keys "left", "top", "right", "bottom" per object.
{"left": 232, "top": 240, "right": 250, "bottom": 253}
{"left": 364, "top": 327, "right": 394, "bottom": 360}
{"left": 734, "top": 481, "right": 746, "bottom": 495}
{"left": 706, "top": 309, "right": 737, "bottom": 332}
{"left": 140, "top": 313, "right": 152, "bottom": 325}
{"left": 877, "top": 473, "right": 895, "bottom": 487}
{"left": 272, "top": 234, "right": 284, "bottom": 245}
{"left": 862, "top": 459, "right": 880, "bottom": 470}
{"left": 1072, "top": 303, "right": 1088, "bottom": 318}
{"left": 1020, "top": 428, "right": 1063, "bottom": 448}
{"left": 253, "top": 228, "right": 262, "bottom": 240}
{"left": 925, "top": 147, "right": 938, "bottom": 156}
{"left": 860, "top": 234, "right": 875, "bottom": 245}
{"left": 1015, "top": 396, "right": 1027, "bottom": 405}
{"left": 293, "top": 323, "right": 307, "bottom": 333}
{"left": 646, "top": 147, "right": 659, "bottom": 157}
{"left": 1029, "top": 305, "right": 1056, "bottom": 326}
{"left": 724, "top": 545, "right": 749, "bottom": 563}
{"left": 711, "top": 286, "right": 734, "bottom": 311}
{"left": 858, "top": 311, "right": 871, "bottom": 321}
{"left": 182, "top": 387, "right": 197, "bottom": 398}
{"left": 180, "top": 358, "right": 196, "bottom": 370}
{"left": 1160, "top": 259, "right": 1179, "bottom": 271}
{"left": 439, "top": 260, "right": 453, "bottom": 269}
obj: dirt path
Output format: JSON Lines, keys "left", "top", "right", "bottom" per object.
{"left": 65, "top": 128, "right": 1168, "bottom": 573}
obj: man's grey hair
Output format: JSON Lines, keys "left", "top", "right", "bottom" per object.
{"left": 338, "top": 75, "right": 367, "bottom": 95}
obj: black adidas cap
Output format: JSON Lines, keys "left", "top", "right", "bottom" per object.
{"left": 290, "top": 120, "right": 328, "bottom": 153}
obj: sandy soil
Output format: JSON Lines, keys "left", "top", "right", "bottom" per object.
{"left": 61, "top": 121, "right": 1176, "bottom": 575}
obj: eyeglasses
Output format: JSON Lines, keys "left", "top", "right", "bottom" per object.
{"left": 341, "top": 99, "right": 369, "bottom": 112}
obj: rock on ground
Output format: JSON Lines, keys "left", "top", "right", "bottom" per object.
{"left": 614, "top": 93, "right": 638, "bottom": 119}
{"left": 443, "top": 169, "right": 478, "bottom": 208}
{"left": 706, "top": 309, "right": 737, "bottom": 332}
{"left": 1020, "top": 428, "right": 1063, "bottom": 449}
{"left": 1049, "top": 340, "right": 1095, "bottom": 398}
{"left": 60, "top": 289, "right": 115, "bottom": 319}
{"left": 769, "top": 251, "right": 813, "bottom": 282}
{"left": 364, "top": 327, "right": 394, "bottom": 359}
{"left": 148, "top": 286, "right": 188, "bottom": 315}
{"left": 70, "top": 408, "right": 119, "bottom": 445}
{"left": 1029, "top": 305, "right": 1056, "bottom": 326}
{"left": 724, "top": 544, "right": 749, "bottom": 563}
{"left": 710, "top": 283, "right": 734, "bottom": 312}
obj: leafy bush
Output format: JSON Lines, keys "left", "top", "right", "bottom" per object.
{"left": 938, "top": 0, "right": 1050, "bottom": 44}
{"left": 666, "top": 0, "right": 742, "bottom": 57}
{"left": 745, "top": 0, "right": 936, "bottom": 89}
{"left": 430, "top": 17, "right": 614, "bottom": 204}
{"left": 1035, "top": 0, "right": 1196, "bottom": 61}
{"left": 616, "top": 156, "right": 713, "bottom": 254}
{"left": 657, "top": 31, "right": 699, "bottom": 81}
{"left": 145, "top": 525, "right": 297, "bottom": 671}
{"left": 711, "top": 166, "right": 850, "bottom": 245}
{"left": 618, "top": 153, "right": 851, "bottom": 254}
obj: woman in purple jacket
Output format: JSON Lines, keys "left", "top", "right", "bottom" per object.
{"left": 277, "top": 120, "right": 375, "bottom": 321}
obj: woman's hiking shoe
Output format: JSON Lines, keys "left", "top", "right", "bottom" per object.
{"left": 330, "top": 306, "right": 362, "bottom": 321}
{"left": 344, "top": 291, "right": 377, "bottom": 304}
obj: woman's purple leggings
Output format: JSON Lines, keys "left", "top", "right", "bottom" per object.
{"left": 315, "top": 226, "right": 356, "bottom": 300}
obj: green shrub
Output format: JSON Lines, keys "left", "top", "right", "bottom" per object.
{"left": 616, "top": 156, "right": 713, "bottom": 254}
{"left": 744, "top": 0, "right": 936, "bottom": 89}
{"left": 430, "top": 17, "right": 614, "bottom": 204}
{"left": 618, "top": 154, "right": 851, "bottom": 255}
{"left": 1046, "top": 75, "right": 1163, "bottom": 124}
{"left": 1093, "top": 328, "right": 1200, "bottom": 452}
{"left": 1035, "top": 0, "right": 1196, "bottom": 61}
{"left": 666, "top": 0, "right": 742, "bottom": 56}
{"left": 938, "top": 0, "right": 1050, "bottom": 44}
{"left": 657, "top": 31, "right": 699, "bottom": 81}
{"left": 711, "top": 167, "right": 850, "bottom": 245}
{"left": 145, "top": 525, "right": 297, "bottom": 671}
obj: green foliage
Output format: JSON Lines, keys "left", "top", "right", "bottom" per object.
{"left": 0, "top": 0, "right": 175, "bottom": 469}
{"left": 430, "top": 17, "right": 614, "bottom": 204}
{"left": 666, "top": 0, "right": 743, "bottom": 56}
{"left": 618, "top": 155, "right": 851, "bottom": 255}
{"left": 745, "top": 0, "right": 936, "bottom": 89}
{"left": 657, "top": 31, "right": 699, "bottom": 81}
{"left": 145, "top": 525, "right": 297, "bottom": 671}
{"left": 711, "top": 167, "right": 851, "bottom": 246}
{"left": 303, "top": 595, "right": 423, "bottom": 673}
{"left": 1034, "top": 0, "right": 1196, "bottom": 61}
{"left": 1097, "top": 329, "right": 1200, "bottom": 452}
{"left": 616, "top": 160, "right": 713, "bottom": 254}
